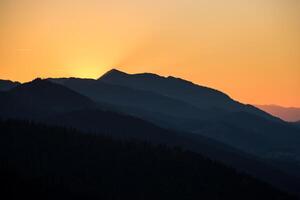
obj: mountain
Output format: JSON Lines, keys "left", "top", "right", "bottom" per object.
{"left": 47, "top": 71, "right": 279, "bottom": 132}
{"left": 0, "top": 79, "right": 20, "bottom": 91}
{"left": 99, "top": 69, "right": 300, "bottom": 179}
{"left": 100, "top": 69, "right": 236, "bottom": 109}
{"left": 100, "top": 69, "right": 277, "bottom": 121}
{"left": 0, "top": 78, "right": 94, "bottom": 119}
{"left": 1, "top": 75, "right": 300, "bottom": 195}
{"left": 1, "top": 78, "right": 299, "bottom": 195}
{"left": 0, "top": 120, "right": 297, "bottom": 200}
{"left": 47, "top": 77, "right": 227, "bottom": 132}
{"left": 256, "top": 105, "right": 300, "bottom": 122}
{"left": 46, "top": 70, "right": 300, "bottom": 180}
{"left": 47, "top": 78, "right": 213, "bottom": 120}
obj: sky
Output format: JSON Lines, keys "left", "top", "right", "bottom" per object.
{"left": 0, "top": 0, "right": 299, "bottom": 107}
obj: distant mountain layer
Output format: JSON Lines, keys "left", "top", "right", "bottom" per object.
{"left": 256, "top": 105, "right": 300, "bottom": 122}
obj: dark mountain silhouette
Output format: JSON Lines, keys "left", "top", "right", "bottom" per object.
{"left": 47, "top": 77, "right": 216, "bottom": 120}
{"left": 0, "top": 78, "right": 94, "bottom": 119}
{"left": 100, "top": 69, "right": 235, "bottom": 109}
{"left": 47, "top": 77, "right": 234, "bottom": 134}
{"left": 100, "top": 69, "right": 278, "bottom": 121}
{"left": 257, "top": 105, "right": 300, "bottom": 122}
{"left": 0, "top": 120, "right": 297, "bottom": 200}
{"left": 0, "top": 79, "right": 20, "bottom": 91}
{"left": 46, "top": 76, "right": 267, "bottom": 133}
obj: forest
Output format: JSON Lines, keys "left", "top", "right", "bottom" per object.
{"left": 0, "top": 119, "right": 296, "bottom": 200}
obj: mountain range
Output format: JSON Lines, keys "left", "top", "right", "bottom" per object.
{"left": 0, "top": 69, "right": 299, "bottom": 196}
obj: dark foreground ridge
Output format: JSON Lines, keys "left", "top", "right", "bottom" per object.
{"left": 0, "top": 120, "right": 296, "bottom": 200}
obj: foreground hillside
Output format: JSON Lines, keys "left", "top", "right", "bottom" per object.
{"left": 0, "top": 120, "right": 296, "bottom": 200}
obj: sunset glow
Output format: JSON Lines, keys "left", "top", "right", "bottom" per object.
{"left": 0, "top": 0, "right": 299, "bottom": 106}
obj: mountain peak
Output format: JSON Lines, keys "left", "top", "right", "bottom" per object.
{"left": 32, "top": 78, "right": 44, "bottom": 82}
{"left": 100, "top": 68, "right": 128, "bottom": 80}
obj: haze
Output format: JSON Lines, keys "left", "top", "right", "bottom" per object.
{"left": 0, "top": 0, "right": 299, "bottom": 106}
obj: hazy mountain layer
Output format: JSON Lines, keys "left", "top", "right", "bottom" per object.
{"left": 257, "top": 105, "right": 300, "bottom": 122}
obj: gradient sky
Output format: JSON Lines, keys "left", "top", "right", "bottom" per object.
{"left": 0, "top": 0, "right": 299, "bottom": 107}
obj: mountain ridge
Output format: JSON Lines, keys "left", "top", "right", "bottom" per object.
{"left": 0, "top": 78, "right": 94, "bottom": 119}
{"left": 100, "top": 68, "right": 233, "bottom": 102}
{"left": 0, "top": 79, "right": 20, "bottom": 91}
{"left": 99, "top": 69, "right": 282, "bottom": 123}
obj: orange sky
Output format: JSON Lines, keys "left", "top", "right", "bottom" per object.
{"left": 0, "top": 0, "right": 299, "bottom": 107}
